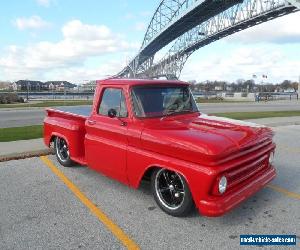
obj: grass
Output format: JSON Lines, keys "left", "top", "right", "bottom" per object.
{"left": 196, "top": 98, "right": 251, "bottom": 103}
{"left": 0, "top": 100, "right": 93, "bottom": 109}
{"left": 212, "top": 110, "right": 300, "bottom": 120}
{"left": 0, "top": 125, "right": 43, "bottom": 142}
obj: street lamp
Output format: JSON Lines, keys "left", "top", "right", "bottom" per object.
{"left": 26, "top": 81, "right": 30, "bottom": 102}
{"left": 297, "top": 75, "right": 300, "bottom": 100}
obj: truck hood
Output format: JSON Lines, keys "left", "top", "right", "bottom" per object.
{"left": 141, "top": 114, "right": 273, "bottom": 165}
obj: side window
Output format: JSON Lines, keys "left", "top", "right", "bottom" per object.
{"left": 98, "top": 88, "right": 128, "bottom": 117}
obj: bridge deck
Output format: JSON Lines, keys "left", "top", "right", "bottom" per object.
{"left": 139, "top": 0, "right": 242, "bottom": 63}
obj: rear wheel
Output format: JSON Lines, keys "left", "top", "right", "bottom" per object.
{"left": 151, "top": 168, "right": 194, "bottom": 217}
{"left": 54, "top": 137, "right": 74, "bottom": 167}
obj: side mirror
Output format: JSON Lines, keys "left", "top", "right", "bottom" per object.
{"left": 108, "top": 108, "right": 117, "bottom": 118}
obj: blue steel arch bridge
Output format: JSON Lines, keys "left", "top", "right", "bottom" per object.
{"left": 117, "top": 0, "right": 300, "bottom": 80}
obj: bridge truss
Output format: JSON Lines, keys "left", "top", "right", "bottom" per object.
{"left": 118, "top": 0, "right": 299, "bottom": 79}
{"left": 118, "top": 0, "right": 243, "bottom": 78}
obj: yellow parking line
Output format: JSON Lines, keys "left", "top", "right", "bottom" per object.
{"left": 267, "top": 184, "right": 300, "bottom": 200}
{"left": 40, "top": 156, "right": 139, "bottom": 250}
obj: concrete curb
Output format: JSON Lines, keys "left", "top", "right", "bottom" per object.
{"left": 0, "top": 149, "right": 54, "bottom": 162}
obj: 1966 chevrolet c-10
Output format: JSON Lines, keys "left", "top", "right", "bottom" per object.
{"left": 44, "top": 78, "right": 276, "bottom": 217}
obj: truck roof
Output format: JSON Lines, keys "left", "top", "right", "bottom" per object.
{"left": 96, "top": 78, "right": 189, "bottom": 86}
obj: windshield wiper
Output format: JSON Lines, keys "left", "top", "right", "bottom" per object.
{"left": 160, "top": 109, "right": 195, "bottom": 121}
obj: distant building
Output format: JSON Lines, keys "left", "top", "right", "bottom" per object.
{"left": 16, "top": 80, "right": 46, "bottom": 91}
{"left": 45, "top": 81, "right": 76, "bottom": 91}
{"left": 215, "top": 86, "right": 223, "bottom": 91}
{"left": 49, "top": 83, "right": 55, "bottom": 90}
{"left": 15, "top": 80, "right": 76, "bottom": 91}
{"left": 284, "top": 88, "right": 295, "bottom": 93}
{"left": 0, "top": 81, "right": 10, "bottom": 90}
{"left": 11, "top": 82, "right": 18, "bottom": 91}
{"left": 225, "top": 86, "right": 234, "bottom": 92}
{"left": 274, "top": 87, "right": 282, "bottom": 93}
{"left": 81, "top": 80, "right": 97, "bottom": 91}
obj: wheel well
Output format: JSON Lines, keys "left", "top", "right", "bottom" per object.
{"left": 141, "top": 166, "right": 161, "bottom": 182}
{"left": 49, "top": 135, "right": 56, "bottom": 147}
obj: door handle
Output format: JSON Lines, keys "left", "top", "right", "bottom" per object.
{"left": 120, "top": 121, "right": 127, "bottom": 126}
{"left": 87, "top": 120, "right": 96, "bottom": 125}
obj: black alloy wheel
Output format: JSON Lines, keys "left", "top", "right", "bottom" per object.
{"left": 151, "top": 168, "right": 194, "bottom": 217}
{"left": 55, "top": 137, "right": 74, "bottom": 167}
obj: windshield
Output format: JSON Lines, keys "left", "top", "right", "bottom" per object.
{"left": 131, "top": 85, "right": 199, "bottom": 118}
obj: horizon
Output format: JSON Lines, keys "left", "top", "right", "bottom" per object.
{"left": 1, "top": 78, "right": 299, "bottom": 87}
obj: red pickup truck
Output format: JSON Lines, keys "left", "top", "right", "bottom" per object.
{"left": 44, "top": 78, "right": 276, "bottom": 217}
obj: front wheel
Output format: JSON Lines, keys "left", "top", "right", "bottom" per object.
{"left": 54, "top": 137, "right": 74, "bottom": 167}
{"left": 151, "top": 168, "right": 194, "bottom": 217}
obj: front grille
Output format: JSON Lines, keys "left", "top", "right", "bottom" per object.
{"left": 218, "top": 138, "right": 272, "bottom": 165}
{"left": 226, "top": 154, "right": 269, "bottom": 189}
{"left": 220, "top": 139, "right": 275, "bottom": 190}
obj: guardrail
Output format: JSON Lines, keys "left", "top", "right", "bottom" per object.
{"left": 0, "top": 91, "right": 95, "bottom": 100}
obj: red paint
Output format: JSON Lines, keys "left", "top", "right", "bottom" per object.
{"left": 44, "top": 78, "right": 276, "bottom": 216}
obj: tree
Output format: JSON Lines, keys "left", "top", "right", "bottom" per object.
{"left": 280, "top": 80, "right": 292, "bottom": 90}
{"left": 292, "top": 82, "right": 298, "bottom": 92}
{"left": 243, "top": 80, "right": 255, "bottom": 92}
{"left": 188, "top": 80, "right": 196, "bottom": 85}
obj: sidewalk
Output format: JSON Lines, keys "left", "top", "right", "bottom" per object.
{"left": 1, "top": 116, "right": 300, "bottom": 161}
{"left": 0, "top": 138, "right": 52, "bottom": 162}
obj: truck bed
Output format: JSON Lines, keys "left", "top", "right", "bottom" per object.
{"left": 44, "top": 105, "right": 92, "bottom": 165}
{"left": 54, "top": 105, "right": 92, "bottom": 117}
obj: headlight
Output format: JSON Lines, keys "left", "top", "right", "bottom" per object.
{"left": 269, "top": 152, "right": 275, "bottom": 164}
{"left": 218, "top": 176, "right": 227, "bottom": 194}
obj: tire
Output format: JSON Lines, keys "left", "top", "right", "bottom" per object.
{"left": 151, "top": 168, "right": 194, "bottom": 217}
{"left": 54, "top": 137, "right": 74, "bottom": 167}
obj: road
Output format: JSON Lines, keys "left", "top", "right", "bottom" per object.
{"left": 1, "top": 101, "right": 300, "bottom": 128}
{"left": 0, "top": 109, "right": 46, "bottom": 128}
{"left": 199, "top": 100, "right": 300, "bottom": 113}
{"left": 0, "top": 106, "right": 91, "bottom": 128}
{"left": 0, "top": 124, "right": 299, "bottom": 249}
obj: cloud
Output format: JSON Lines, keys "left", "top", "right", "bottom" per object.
{"left": 46, "top": 61, "right": 125, "bottom": 82}
{"left": 36, "top": 0, "right": 51, "bottom": 7}
{"left": 0, "top": 20, "right": 138, "bottom": 81}
{"left": 139, "top": 11, "right": 152, "bottom": 18}
{"left": 62, "top": 20, "right": 111, "bottom": 40}
{"left": 13, "top": 16, "right": 51, "bottom": 30}
{"left": 124, "top": 13, "right": 135, "bottom": 20}
{"left": 181, "top": 46, "right": 300, "bottom": 83}
{"left": 225, "top": 12, "right": 300, "bottom": 44}
{"left": 125, "top": 10, "right": 152, "bottom": 20}
{"left": 134, "top": 22, "right": 146, "bottom": 31}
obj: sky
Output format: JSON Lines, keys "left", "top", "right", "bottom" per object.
{"left": 0, "top": 0, "right": 300, "bottom": 84}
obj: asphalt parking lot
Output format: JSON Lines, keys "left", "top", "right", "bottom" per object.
{"left": 1, "top": 125, "right": 300, "bottom": 249}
